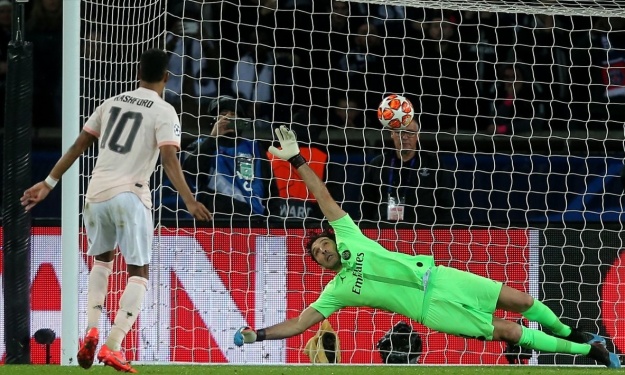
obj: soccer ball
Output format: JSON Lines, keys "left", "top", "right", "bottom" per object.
{"left": 377, "top": 94, "right": 414, "bottom": 129}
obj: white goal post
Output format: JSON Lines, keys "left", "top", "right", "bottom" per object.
{"left": 45, "top": 0, "right": 625, "bottom": 367}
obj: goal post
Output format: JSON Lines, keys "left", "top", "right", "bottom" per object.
{"left": 36, "top": 0, "right": 625, "bottom": 367}
{"left": 60, "top": 0, "right": 81, "bottom": 366}
{"left": 353, "top": 0, "right": 625, "bottom": 17}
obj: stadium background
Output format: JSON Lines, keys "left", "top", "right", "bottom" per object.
{"left": 2, "top": 227, "right": 625, "bottom": 365}
{"left": 0, "top": 0, "right": 625, "bottom": 367}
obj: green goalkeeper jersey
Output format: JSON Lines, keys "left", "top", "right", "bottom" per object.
{"left": 310, "top": 214, "right": 435, "bottom": 322}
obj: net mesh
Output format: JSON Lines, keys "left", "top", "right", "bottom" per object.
{"left": 64, "top": 0, "right": 625, "bottom": 366}
{"left": 353, "top": 0, "right": 625, "bottom": 17}
{"left": 78, "top": 0, "right": 167, "bottom": 363}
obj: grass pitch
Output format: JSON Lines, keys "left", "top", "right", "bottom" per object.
{"left": 0, "top": 365, "right": 619, "bottom": 375}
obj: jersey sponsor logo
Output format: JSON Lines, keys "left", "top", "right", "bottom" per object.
{"left": 351, "top": 252, "right": 365, "bottom": 295}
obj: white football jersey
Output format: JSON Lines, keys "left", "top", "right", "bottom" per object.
{"left": 83, "top": 87, "right": 181, "bottom": 208}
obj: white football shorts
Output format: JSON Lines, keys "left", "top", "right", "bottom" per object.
{"left": 84, "top": 192, "right": 153, "bottom": 266}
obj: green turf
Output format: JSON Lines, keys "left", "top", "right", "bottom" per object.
{"left": 0, "top": 365, "right": 619, "bottom": 375}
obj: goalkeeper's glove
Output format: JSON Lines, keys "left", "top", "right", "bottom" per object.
{"left": 234, "top": 326, "right": 261, "bottom": 347}
{"left": 268, "top": 125, "right": 306, "bottom": 168}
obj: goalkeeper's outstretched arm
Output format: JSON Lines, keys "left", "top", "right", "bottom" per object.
{"left": 268, "top": 125, "right": 346, "bottom": 222}
{"left": 295, "top": 162, "right": 345, "bottom": 222}
{"left": 234, "top": 307, "right": 325, "bottom": 346}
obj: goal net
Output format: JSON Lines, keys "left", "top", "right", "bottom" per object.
{"left": 15, "top": 0, "right": 625, "bottom": 366}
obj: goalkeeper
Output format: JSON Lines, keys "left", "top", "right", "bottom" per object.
{"left": 234, "top": 126, "right": 620, "bottom": 369}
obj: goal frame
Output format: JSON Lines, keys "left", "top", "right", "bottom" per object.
{"left": 58, "top": 0, "right": 625, "bottom": 366}
{"left": 60, "top": 0, "right": 80, "bottom": 366}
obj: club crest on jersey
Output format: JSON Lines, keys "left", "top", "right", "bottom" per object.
{"left": 341, "top": 250, "right": 351, "bottom": 260}
{"left": 173, "top": 123, "right": 181, "bottom": 137}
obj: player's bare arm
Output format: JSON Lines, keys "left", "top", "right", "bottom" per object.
{"left": 268, "top": 125, "right": 346, "bottom": 222}
{"left": 21, "top": 130, "right": 97, "bottom": 211}
{"left": 160, "top": 144, "right": 212, "bottom": 221}
{"left": 234, "top": 307, "right": 325, "bottom": 346}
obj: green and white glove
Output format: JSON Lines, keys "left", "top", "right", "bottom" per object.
{"left": 268, "top": 125, "right": 306, "bottom": 167}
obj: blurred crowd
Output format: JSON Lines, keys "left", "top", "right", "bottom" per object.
{"left": 1, "top": 0, "right": 624, "bottom": 224}
{"left": 1, "top": 0, "right": 622, "bottom": 137}
{"left": 158, "top": 0, "right": 625, "bottom": 138}
{"left": 0, "top": 0, "right": 62, "bottom": 129}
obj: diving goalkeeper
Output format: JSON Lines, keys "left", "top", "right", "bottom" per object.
{"left": 234, "top": 126, "right": 620, "bottom": 368}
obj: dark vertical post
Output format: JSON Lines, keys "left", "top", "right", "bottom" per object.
{"left": 2, "top": 0, "right": 32, "bottom": 364}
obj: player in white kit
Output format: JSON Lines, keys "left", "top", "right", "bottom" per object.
{"left": 21, "top": 48, "right": 211, "bottom": 373}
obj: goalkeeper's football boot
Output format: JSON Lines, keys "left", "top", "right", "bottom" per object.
{"left": 587, "top": 342, "right": 621, "bottom": 369}
{"left": 566, "top": 328, "right": 607, "bottom": 346}
{"left": 77, "top": 327, "right": 99, "bottom": 369}
{"left": 97, "top": 344, "right": 138, "bottom": 373}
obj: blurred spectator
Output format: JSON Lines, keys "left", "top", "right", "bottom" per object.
{"left": 356, "top": 2, "right": 407, "bottom": 41}
{"left": 230, "top": 30, "right": 295, "bottom": 129}
{"left": 199, "top": 1, "right": 218, "bottom": 39}
{"left": 554, "top": 15, "right": 595, "bottom": 127}
{"left": 0, "top": 0, "right": 9, "bottom": 50}
{"left": 404, "top": 7, "right": 428, "bottom": 40}
{"left": 0, "top": 0, "right": 11, "bottom": 127}
{"left": 281, "top": 0, "right": 314, "bottom": 52}
{"left": 164, "top": 4, "right": 219, "bottom": 111}
{"left": 26, "top": 0, "right": 62, "bottom": 128}
{"left": 337, "top": 20, "right": 386, "bottom": 110}
{"left": 319, "top": 93, "right": 375, "bottom": 148}
{"left": 82, "top": 31, "right": 105, "bottom": 68}
{"left": 216, "top": 0, "right": 276, "bottom": 63}
{"left": 308, "top": 0, "right": 364, "bottom": 109}
{"left": 181, "top": 96, "right": 275, "bottom": 220}
{"left": 81, "top": 30, "right": 118, "bottom": 120}
{"left": 488, "top": 64, "right": 546, "bottom": 135}
{"left": 327, "top": 95, "right": 369, "bottom": 129}
{"left": 411, "top": 14, "right": 462, "bottom": 133}
{"left": 289, "top": 105, "right": 324, "bottom": 145}
{"left": 591, "top": 17, "right": 625, "bottom": 126}
{"left": 457, "top": 11, "right": 516, "bottom": 132}
{"left": 514, "top": 13, "right": 571, "bottom": 129}
{"left": 360, "top": 118, "right": 454, "bottom": 225}
{"left": 230, "top": 30, "right": 273, "bottom": 113}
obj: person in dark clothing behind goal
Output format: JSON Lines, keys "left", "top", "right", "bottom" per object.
{"left": 182, "top": 95, "right": 276, "bottom": 220}
{"left": 361, "top": 117, "right": 453, "bottom": 225}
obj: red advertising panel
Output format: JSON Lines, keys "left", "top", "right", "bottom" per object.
{"left": 0, "top": 227, "right": 531, "bottom": 365}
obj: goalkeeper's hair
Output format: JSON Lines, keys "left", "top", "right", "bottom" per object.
{"left": 139, "top": 48, "right": 168, "bottom": 83}
{"left": 305, "top": 230, "right": 336, "bottom": 265}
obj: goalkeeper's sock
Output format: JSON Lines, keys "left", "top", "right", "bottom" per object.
{"left": 521, "top": 300, "right": 571, "bottom": 338}
{"left": 105, "top": 276, "right": 147, "bottom": 351}
{"left": 517, "top": 325, "right": 590, "bottom": 355}
{"left": 86, "top": 260, "right": 113, "bottom": 330}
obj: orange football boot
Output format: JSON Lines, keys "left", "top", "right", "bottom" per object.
{"left": 97, "top": 344, "right": 137, "bottom": 373}
{"left": 77, "top": 327, "right": 99, "bottom": 369}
